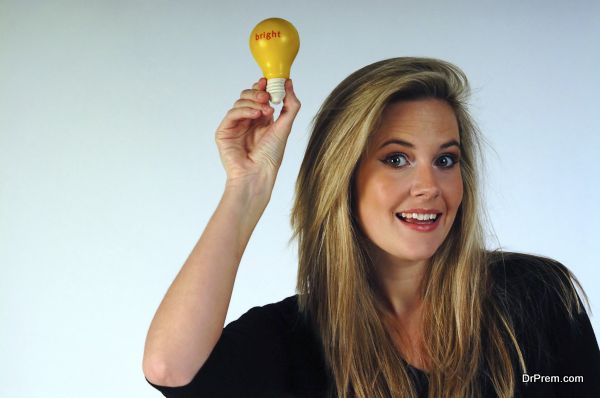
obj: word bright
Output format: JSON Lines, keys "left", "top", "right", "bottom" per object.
{"left": 255, "top": 30, "right": 281, "bottom": 40}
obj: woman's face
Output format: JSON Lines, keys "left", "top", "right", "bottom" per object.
{"left": 354, "top": 98, "right": 463, "bottom": 266}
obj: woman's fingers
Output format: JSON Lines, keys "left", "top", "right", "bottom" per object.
{"left": 251, "top": 78, "right": 266, "bottom": 91}
{"left": 236, "top": 79, "right": 271, "bottom": 118}
{"left": 218, "top": 106, "right": 264, "bottom": 131}
{"left": 239, "top": 88, "right": 270, "bottom": 103}
{"left": 241, "top": 78, "right": 268, "bottom": 102}
{"left": 218, "top": 78, "right": 275, "bottom": 132}
{"left": 233, "top": 98, "right": 272, "bottom": 113}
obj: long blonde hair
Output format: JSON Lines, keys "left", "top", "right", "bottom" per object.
{"left": 289, "top": 57, "right": 587, "bottom": 397}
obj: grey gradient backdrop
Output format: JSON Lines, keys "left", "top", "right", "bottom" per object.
{"left": 1, "top": 1, "right": 599, "bottom": 397}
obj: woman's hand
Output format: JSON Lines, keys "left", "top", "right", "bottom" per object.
{"left": 215, "top": 78, "right": 301, "bottom": 196}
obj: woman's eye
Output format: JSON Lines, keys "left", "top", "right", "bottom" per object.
{"left": 383, "top": 153, "right": 409, "bottom": 168}
{"left": 436, "top": 154, "right": 459, "bottom": 168}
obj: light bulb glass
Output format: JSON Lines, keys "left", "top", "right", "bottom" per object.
{"left": 249, "top": 18, "right": 300, "bottom": 104}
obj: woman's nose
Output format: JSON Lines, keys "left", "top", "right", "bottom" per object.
{"left": 409, "top": 165, "right": 441, "bottom": 199}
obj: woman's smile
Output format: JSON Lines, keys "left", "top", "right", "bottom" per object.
{"left": 395, "top": 210, "right": 442, "bottom": 232}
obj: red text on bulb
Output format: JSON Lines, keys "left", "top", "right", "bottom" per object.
{"left": 255, "top": 30, "right": 281, "bottom": 40}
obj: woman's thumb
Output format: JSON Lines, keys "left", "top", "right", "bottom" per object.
{"left": 274, "top": 79, "right": 301, "bottom": 135}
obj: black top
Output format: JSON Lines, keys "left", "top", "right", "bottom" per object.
{"left": 146, "top": 253, "right": 600, "bottom": 397}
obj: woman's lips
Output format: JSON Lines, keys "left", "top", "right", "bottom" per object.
{"left": 395, "top": 213, "right": 441, "bottom": 232}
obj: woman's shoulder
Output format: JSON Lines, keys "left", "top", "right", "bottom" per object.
{"left": 229, "top": 294, "right": 321, "bottom": 343}
{"left": 228, "top": 294, "right": 303, "bottom": 332}
{"left": 487, "top": 250, "right": 573, "bottom": 283}
{"left": 486, "top": 250, "right": 582, "bottom": 308}
{"left": 485, "top": 250, "right": 587, "bottom": 339}
{"left": 241, "top": 294, "right": 299, "bottom": 316}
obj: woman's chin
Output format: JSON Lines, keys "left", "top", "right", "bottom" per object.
{"left": 388, "top": 246, "right": 440, "bottom": 264}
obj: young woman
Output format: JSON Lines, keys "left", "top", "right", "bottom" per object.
{"left": 142, "top": 57, "right": 600, "bottom": 397}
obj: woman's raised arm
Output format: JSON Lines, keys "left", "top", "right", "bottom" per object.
{"left": 142, "top": 78, "right": 300, "bottom": 387}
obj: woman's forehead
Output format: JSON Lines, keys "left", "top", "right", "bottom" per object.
{"left": 370, "top": 129, "right": 461, "bottom": 151}
{"left": 370, "top": 100, "right": 460, "bottom": 148}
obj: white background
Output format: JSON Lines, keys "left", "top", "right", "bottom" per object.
{"left": 1, "top": 1, "right": 598, "bottom": 397}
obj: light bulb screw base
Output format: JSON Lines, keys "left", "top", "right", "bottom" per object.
{"left": 266, "top": 78, "right": 286, "bottom": 104}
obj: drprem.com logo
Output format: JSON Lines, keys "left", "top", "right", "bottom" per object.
{"left": 522, "top": 374, "right": 584, "bottom": 383}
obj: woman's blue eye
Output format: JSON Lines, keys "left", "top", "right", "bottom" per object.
{"left": 382, "top": 153, "right": 459, "bottom": 169}
{"left": 436, "top": 154, "right": 459, "bottom": 168}
{"left": 384, "top": 153, "right": 409, "bottom": 168}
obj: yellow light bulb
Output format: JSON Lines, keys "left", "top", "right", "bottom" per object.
{"left": 249, "top": 18, "right": 300, "bottom": 104}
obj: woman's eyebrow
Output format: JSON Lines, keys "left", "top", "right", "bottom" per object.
{"left": 378, "top": 138, "right": 460, "bottom": 149}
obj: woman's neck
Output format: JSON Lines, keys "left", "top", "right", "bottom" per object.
{"left": 370, "top": 249, "right": 431, "bottom": 371}
{"left": 372, "top": 251, "right": 428, "bottom": 318}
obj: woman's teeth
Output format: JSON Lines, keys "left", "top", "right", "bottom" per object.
{"left": 399, "top": 212, "right": 439, "bottom": 221}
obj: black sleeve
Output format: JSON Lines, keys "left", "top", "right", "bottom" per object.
{"left": 550, "top": 296, "right": 600, "bottom": 397}
{"left": 145, "top": 303, "right": 291, "bottom": 398}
